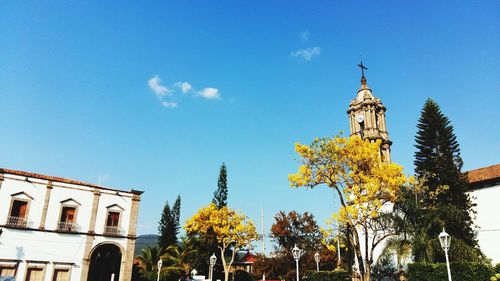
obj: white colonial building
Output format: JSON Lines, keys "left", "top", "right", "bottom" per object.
{"left": 466, "top": 164, "right": 500, "bottom": 264}
{"left": 0, "top": 168, "right": 143, "bottom": 281}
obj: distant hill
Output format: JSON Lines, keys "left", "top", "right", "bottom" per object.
{"left": 134, "top": 234, "right": 159, "bottom": 257}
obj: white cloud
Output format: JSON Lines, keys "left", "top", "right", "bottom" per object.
{"left": 161, "top": 101, "right": 178, "bottom": 108}
{"left": 300, "top": 30, "right": 309, "bottom": 41}
{"left": 291, "top": 47, "right": 321, "bottom": 61}
{"left": 148, "top": 75, "right": 169, "bottom": 97}
{"left": 198, "top": 87, "right": 220, "bottom": 99}
{"left": 175, "top": 81, "right": 192, "bottom": 94}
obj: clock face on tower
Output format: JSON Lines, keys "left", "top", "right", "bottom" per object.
{"left": 356, "top": 114, "right": 365, "bottom": 123}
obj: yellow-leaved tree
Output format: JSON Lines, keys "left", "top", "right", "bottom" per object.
{"left": 289, "top": 135, "right": 408, "bottom": 281}
{"left": 184, "top": 203, "right": 259, "bottom": 281}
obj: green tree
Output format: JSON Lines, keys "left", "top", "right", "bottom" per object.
{"left": 271, "top": 210, "right": 322, "bottom": 253}
{"left": 414, "top": 99, "right": 481, "bottom": 260}
{"left": 268, "top": 210, "right": 336, "bottom": 278}
{"left": 212, "top": 163, "right": 228, "bottom": 208}
{"left": 136, "top": 245, "right": 162, "bottom": 275}
{"left": 172, "top": 195, "right": 181, "bottom": 233}
{"left": 392, "top": 182, "right": 437, "bottom": 263}
{"left": 161, "top": 236, "right": 197, "bottom": 279}
{"left": 158, "top": 195, "right": 181, "bottom": 249}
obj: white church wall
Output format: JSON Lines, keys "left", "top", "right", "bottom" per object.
{"left": 468, "top": 184, "right": 500, "bottom": 264}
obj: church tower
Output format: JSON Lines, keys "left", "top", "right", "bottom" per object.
{"left": 347, "top": 62, "right": 392, "bottom": 163}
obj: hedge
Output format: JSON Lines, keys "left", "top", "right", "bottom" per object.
{"left": 234, "top": 270, "right": 255, "bottom": 281}
{"left": 407, "top": 262, "right": 493, "bottom": 281}
{"left": 308, "top": 270, "right": 350, "bottom": 281}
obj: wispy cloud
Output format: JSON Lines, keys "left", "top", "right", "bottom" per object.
{"left": 161, "top": 101, "right": 178, "bottom": 108}
{"left": 175, "top": 81, "right": 192, "bottom": 94}
{"left": 148, "top": 75, "right": 170, "bottom": 97}
{"left": 300, "top": 30, "right": 309, "bottom": 41}
{"left": 198, "top": 87, "right": 220, "bottom": 99}
{"left": 291, "top": 46, "right": 321, "bottom": 61}
{"left": 147, "top": 76, "right": 222, "bottom": 107}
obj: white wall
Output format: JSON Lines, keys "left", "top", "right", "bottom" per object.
{"left": 468, "top": 184, "right": 500, "bottom": 264}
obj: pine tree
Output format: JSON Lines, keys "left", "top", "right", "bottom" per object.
{"left": 158, "top": 195, "right": 181, "bottom": 249}
{"left": 172, "top": 195, "right": 181, "bottom": 231}
{"left": 212, "top": 163, "right": 228, "bottom": 208}
{"left": 414, "top": 99, "right": 478, "bottom": 254}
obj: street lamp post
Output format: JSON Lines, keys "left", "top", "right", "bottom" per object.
{"left": 191, "top": 269, "right": 197, "bottom": 279}
{"left": 209, "top": 253, "right": 217, "bottom": 281}
{"left": 336, "top": 227, "right": 341, "bottom": 268}
{"left": 157, "top": 259, "right": 163, "bottom": 281}
{"left": 314, "top": 252, "right": 320, "bottom": 272}
{"left": 439, "top": 229, "right": 452, "bottom": 281}
{"left": 292, "top": 244, "right": 302, "bottom": 281}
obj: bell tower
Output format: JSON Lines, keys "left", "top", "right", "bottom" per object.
{"left": 347, "top": 62, "right": 392, "bottom": 163}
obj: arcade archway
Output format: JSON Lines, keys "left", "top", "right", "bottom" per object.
{"left": 87, "top": 243, "right": 122, "bottom": 281}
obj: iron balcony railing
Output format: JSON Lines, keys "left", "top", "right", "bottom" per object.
{"left": 103, "top": 225, "right": 121, "bottom": 236}
{"left": 6, "top": 216, "right": 27, "bottom": 228}
{"left": 57, "top": 221, "right": 77, "bottom": 232}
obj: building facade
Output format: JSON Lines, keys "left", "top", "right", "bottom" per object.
{"left": 466, "top": 164, "right": 500, "bottom": 264}
{"left": 0, "top": 168, "right": 143, "bottom": 281}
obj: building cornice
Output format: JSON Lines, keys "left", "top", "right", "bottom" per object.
{"left": 0, "top": 168, "right": 144, "bottom": 196}
{"left": 0, "top": 224, "right": 138, "bottom": 240}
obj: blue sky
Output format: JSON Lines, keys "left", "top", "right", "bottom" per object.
{"left": 1, "top": 1, "right": 499, "bottom": 247}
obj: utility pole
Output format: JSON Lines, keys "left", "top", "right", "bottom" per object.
{"left": 261, "top": 208, "right": 266, "bottom": 254}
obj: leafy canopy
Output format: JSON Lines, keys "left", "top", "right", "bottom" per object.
{"left": 289, "top": 135, "right": 407, "bottom": 226}
{"left": 289, "top": 134, "right": 408, "bottom": 281}
{"left": 184, "top": 203, "right": 258, "bottom": 281}
{"left": 185, "top": 203, "right": 258, "bottom": 249}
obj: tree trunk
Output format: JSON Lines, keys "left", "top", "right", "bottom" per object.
{"left": 349, "top": 225, "right": 366, "bottom": 280}
{"left": 363, "top": 259, "right": 371, "bottom": 281}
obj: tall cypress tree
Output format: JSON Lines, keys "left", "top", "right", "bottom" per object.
{"left": 158, "top": 195, "right": 181, "bottom": 249}
{"left": 172, "top": 195, "right": 181, "bottom": 232}
{"left": 212, "top": 163, "right": 228, "bottom": 208}
{"left": 414, "top": 99, "right": 477, "bottom": 250}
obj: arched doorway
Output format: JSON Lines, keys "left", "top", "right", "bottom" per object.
{"left": 87, "top": 243, "right": 122, "bottom": 281}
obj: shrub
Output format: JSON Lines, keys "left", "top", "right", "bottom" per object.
{"left": 308, "top": 270, "right": 350, "bottom": 281}
{"left": 407, "top": 262, "right": 493, "bottom": 281}
{"left": 234, "top": 270, "right": 254, "bottom": 281}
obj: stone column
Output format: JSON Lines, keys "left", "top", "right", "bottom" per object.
{"left": 381, "top": 112, "right": 387, "bottom": 132}
{"left": 119, "top": 193, "right": 141, "bottom": 281}
{"left": 0, "top": 174, "right": 4, "bottom": 191}
{"left": 365, "top": 108, "right": 372, "bottom": 129}
{"left": 39, "top": 182, "right": 53, "bottom": 230}
{"left": 80, "top": 190, "right": 101, "bottom": 281}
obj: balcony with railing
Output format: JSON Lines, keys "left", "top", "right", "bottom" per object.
{"left": 103, "top": 225, "right": 121, "bottom": 236}
{"left": 6, "top": 216, "right": 27, "bottom": 228}
{"left": 57, "top": 221, "right": 78, "bottom": 232}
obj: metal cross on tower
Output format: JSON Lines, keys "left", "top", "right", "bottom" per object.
{"left": 358, "top": 61, "right": 368, "bottom": 77}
